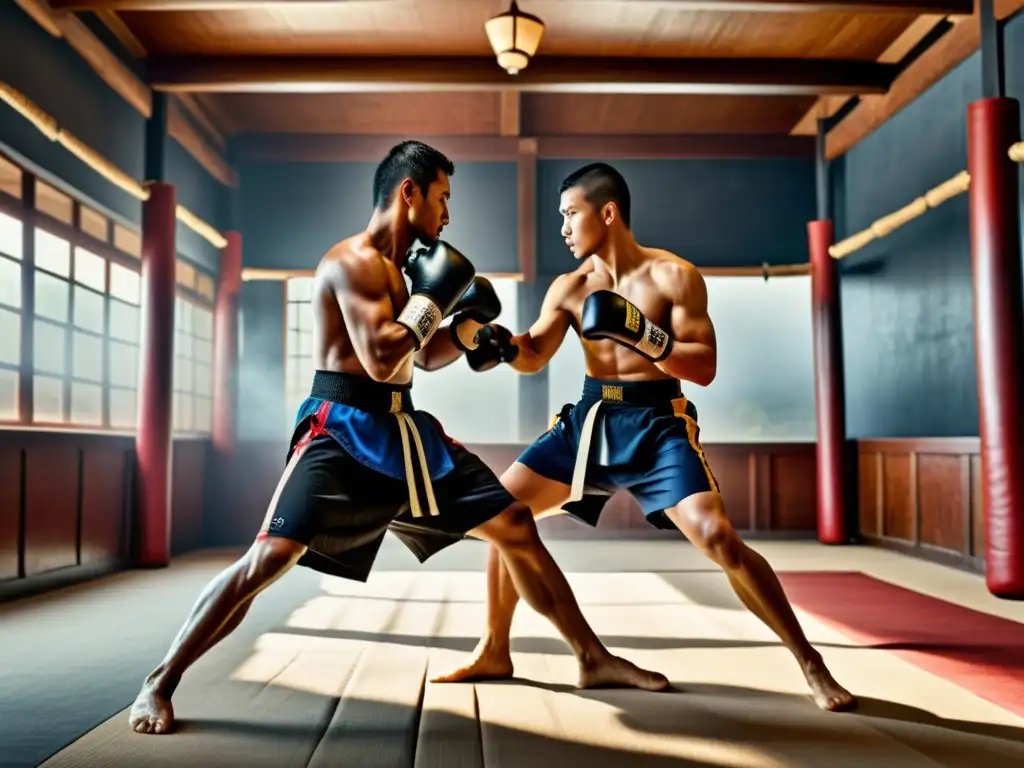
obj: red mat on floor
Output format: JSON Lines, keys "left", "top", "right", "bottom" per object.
{"left": 778, "top": 571, "right": 1024, "bottom": 718}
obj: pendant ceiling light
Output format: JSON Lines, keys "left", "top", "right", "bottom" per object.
{"left": 485, "top": 1, "right": 546, "bottom": 76}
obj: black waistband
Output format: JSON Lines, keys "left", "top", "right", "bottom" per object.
{"left": 310, "top": 370, "right": 413, "bottom": 413}
{"left": 580, "top": 376, "right": 682, "bottom": 407}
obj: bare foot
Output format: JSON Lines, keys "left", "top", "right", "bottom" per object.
{"left": 430, "top": 643, "right": 515, "bottom": 683}
{"left": 579, "top": 654, "right": 670, "bottom": 692}
{"left": 129, "top": 683, "right": 175, "bottom": 735}
{"left": 804, "top": 658, "right": 856, "bottom": 712}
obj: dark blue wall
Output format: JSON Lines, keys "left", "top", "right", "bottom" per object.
{"left": 834, "top": 52, "right": 982, "bottom": 439}
{"left": 165, "top": 135, "right": 229, "bottom": 272}
{"left": 238, "top": 159, "right": 518, "bottom": 273}
{"left": 536, "top": 158, "right": 816, "bottom": 276}
{"left": 0, "top": 1, "right": 144, "bottom": 226}
{"left": 0, "top": 1, "right": 229, "bottom": 273}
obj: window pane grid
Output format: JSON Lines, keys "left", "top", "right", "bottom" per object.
{"left": 285, "top": 278, "right": 315, "bottom": 415}
{"left": 0, "top": 162, "right": 154, "bottom": 429}
{"left": 173, "top": 294, "right": 213, "bottom": 435}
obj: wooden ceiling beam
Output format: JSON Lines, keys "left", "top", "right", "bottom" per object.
{"left": 94, "top": 9, "right": 148, "bottom": 58}
{"left": 233, "top": 133, "right": 815, "bottom": 164}
{"left": 48, "top": 0, "right": 975, "bottom": 14}
{"left": 149, "top": 56, "right": 896, "bottom": 96}
{"left": 826, "top": 0, "right": 1024, "bottom": 158}
{"left": 790, "top": 13, "right": 950, "bottom": 135}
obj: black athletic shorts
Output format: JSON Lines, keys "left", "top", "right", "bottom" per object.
{"left": 257, "top": 371, "right": 516, "bottom": 582}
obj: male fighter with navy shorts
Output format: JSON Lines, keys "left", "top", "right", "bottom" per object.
{"left": 434, "top": 162, "right": 857, "bottom": 713}
{"left": 129, "top": 143, "right": 666, "bottom": 736}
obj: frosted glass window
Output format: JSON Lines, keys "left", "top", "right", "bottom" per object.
{"left": 74, "top": 248, "right": 106, "bottom": 292}
{"left": 71, "top": 382, "right": 103, "bottom": 425}
{"left": 0, "top": 212, "right": 22, "bottom": 259}
{"left": 33, "top": 375, "right": 64, "bottom": 422}
{"left": 548, "top": 275, "right": 816, "bottom": 443}
{"left": 109, "top": 341, "right": 138, "bottom": 388}
{"left": 110, "top": 263, "right": 140, "bottom": 305}
{"left": 0, "top": 255, "right": 21, "bottom": 309}
{"left": 109, "top": 301, "right": 140, "bottom": 343}
{"left": 0, "top": 367, "right": 17, "bottom": 420}
{"left": 0, "top": 308, "right": 19, "bottom": 366}
{"left": 110, "top": 387, "right": 136, "bottom": 428}
{"left": 34, "top": 271, "right": 69, "bottom": 323}
{"left": 33, "top": 320, "right": 65, "bottom": 375}
{"left": 194, "top": 396, "right": 212, "bottom": 432}
{"left": 72, "top": 331, "right": 103, "bottom": 382}
{"left": 34, "top": 229, "right": 71, "bottom": 277}
{"left": 73, "top": 286, "right": 105, "bottom": 334}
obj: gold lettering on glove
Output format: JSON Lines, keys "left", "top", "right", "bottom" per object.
{"left": 625, "top": 302, "right": 641, "bottom": 333}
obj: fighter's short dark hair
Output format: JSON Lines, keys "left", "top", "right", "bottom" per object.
{"left": 372, "top": 140, "right": 455, "bottom": 210}
{"left": 558, "top": 162, "right": 631, "bottom": 228}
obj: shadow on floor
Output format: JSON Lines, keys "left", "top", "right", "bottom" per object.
{"left": 585, "top": 681, "right": 1024, "bottom": 746}
{"left": 277, "top": 625, "right": 858, "bottom": 654}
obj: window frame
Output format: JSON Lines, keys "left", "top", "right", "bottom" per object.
{"left": 173, "top": 269, "right": 217, "bottom": 438}
{"left": 0, "top": 149, "right": 205, "bottom": 434}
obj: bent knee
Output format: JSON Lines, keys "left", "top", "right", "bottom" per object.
{"left": 698, "top": 516, "right": 743, "bottom": 569}
{"left": 485, "top": 503, "right": 541, "bottom": 549}
{"left": 238, "top": 536, "right": 305, "bottom": 590}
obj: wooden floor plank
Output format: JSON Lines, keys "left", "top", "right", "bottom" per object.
{"left": 14, "top": 540, "right": 1024, "bottom": 768}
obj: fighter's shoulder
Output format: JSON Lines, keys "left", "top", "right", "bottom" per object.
{"left": 319, "top": 234, "right": 389, "bottom": 291}
{"left": 646, "top": 250, "right": 702, "bottom": 296}
{"left": 548, "top": 262, "right": 593, "bottom": 302}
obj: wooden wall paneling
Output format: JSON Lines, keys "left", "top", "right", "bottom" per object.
{"left": 916, "top": 453, "right": 966, "bottom": 552}
{"left": 703, "top": 445, "right": 753, "bottom": 532}
{"left": 23, "top": 444, "right": 80, "bottom": 576}
{"left": 882, "top": 453, "right": 913, "bottom": 540}
{"left": 857, "top": 439, "right": 982, "bottom": 570}
{"left": 857, "top": 448, "right": 880, "bottom": 537}
{"left": 214, "top": 442, "right": 818, "bottom": 545}
{"left": 755, "top": 452, "right": 773, "bottom": 530}
{"left": 79, "top": 447, "right": 128, "bottom": 564}
{"left": 0, "top": 446, "right": 22, "bottom": 581}
{"left": 771, "top": 450, "right": 818, "bottom": 530}
{"left": 909, "top": 451, "right": 919, "bottom": 544}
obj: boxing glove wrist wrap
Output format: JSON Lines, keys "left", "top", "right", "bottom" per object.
{"left": 633, "top": 309, "right": 672, "bottom": 362}
{"left": 397, "top": 293, "right": 443, "bottom": 350}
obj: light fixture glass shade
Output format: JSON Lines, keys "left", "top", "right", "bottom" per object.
{"left": 496, "top": 50, "right": 530, "bottom": 74}
{"left": 485, "top": 1, "right": 546, "bottom": 75}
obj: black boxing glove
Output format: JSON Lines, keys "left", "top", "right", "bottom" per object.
{"left": 465, "top": 324, "right": 519, "bottom": 372}
{"left": 397, "top": 240, "right": 476, "bottom": 349}
{"left": 450, "top": 277, "right": 502, "bottom": 351}
{"left": 580, "top": 290, "right": 672, "bottom": 362}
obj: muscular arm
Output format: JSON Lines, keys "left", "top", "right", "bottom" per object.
{"left": 332, "top": 252, "right": 416, "bottom": 382}
{"left": 507, "top": 275, "right": 574, "bottom": 374}
{"left": 655, "top": 263, "right": 717, "bottom": 387}
{"left": 414, "top": 324, "right": 467, "bottom": 371}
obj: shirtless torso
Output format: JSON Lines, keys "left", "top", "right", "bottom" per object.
{"left": 512, "top": 247, "right": 717, "bottom": 388}
{"left": 311, "top": 233, "right": 416, "bottom": 385}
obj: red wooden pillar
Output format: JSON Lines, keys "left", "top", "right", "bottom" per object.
{"left": 212, "top": 232, "right": 242, "bottom": 454}
{"left": 967, "top": 97, "right": 1024, "bottom": 598}
{"left": 808, "top": 219, "right": 847, "bottom": 544}
{"left": 136, "top": 182, "right": 177, "bottom": 567}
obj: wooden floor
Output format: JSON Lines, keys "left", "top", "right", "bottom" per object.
{"left": 5, "top": 539, "right": 1024, "bottom": 767}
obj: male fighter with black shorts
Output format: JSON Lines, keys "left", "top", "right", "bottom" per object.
{"left": 434, "top": 162, "right": 857, "bottom": 712}
{"left": 129, "top": 143, "right": 667, "bottom": 735}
